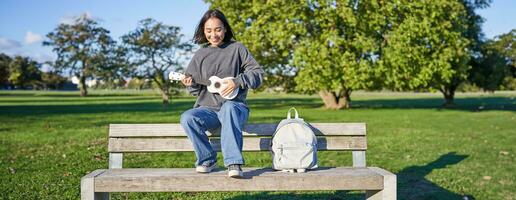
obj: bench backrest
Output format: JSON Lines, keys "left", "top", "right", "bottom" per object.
{"left": 107, "top": 123, "right": 367, "bottom": 169}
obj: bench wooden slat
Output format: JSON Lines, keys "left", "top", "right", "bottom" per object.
{"left": 94, "top": 167, "right": 383, "bottom": 192}
{"left": 108, "top": 136, "right": 367, "bottom": 152}
{"left": 109, "top": 123, "right": 366, "bottom": 137}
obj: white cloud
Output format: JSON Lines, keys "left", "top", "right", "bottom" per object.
{"left": 25, "top": 31, "right": 43, "bottom": 45}
{"left": 59, "top": 11, "right": 103, "bottom": 25}
{"left": 0, "top": 37, "right": 22, "bottom": 50}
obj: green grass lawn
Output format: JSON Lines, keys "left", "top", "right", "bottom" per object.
{"left": 1, "top": 90, "right": 515, "bottom": 200}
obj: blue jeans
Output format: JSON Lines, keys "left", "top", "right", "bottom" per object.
{"left": 180, "top": 101, "right": 249, "bottom": 167}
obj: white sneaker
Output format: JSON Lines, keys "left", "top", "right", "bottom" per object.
{"left": 227, "top": 164, "right": 243, "bottom": 178}
{"left": 196, "top": 162, "right": 217, "bottom": 173}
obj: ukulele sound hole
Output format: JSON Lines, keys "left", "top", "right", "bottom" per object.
{"left": 214, "top": 82, "right": 221, "bottom": 88}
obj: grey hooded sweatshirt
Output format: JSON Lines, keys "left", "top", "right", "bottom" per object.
{"left": 185, "top": 41, "right": 264, "bottom": 111}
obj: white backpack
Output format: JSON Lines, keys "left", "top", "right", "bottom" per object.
{"left": 271, "top": 108, "right": 318, "bottom": 173}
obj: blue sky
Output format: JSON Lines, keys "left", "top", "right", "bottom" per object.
{"left": 0, "top": 0, "right": 515, "bottom": 65}
{"left": 0, "top": 0, "right": 210, "bottom": 64}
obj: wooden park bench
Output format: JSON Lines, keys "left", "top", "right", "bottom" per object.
{"left": 81, "top": 123, "right": 396, "bottom": 200}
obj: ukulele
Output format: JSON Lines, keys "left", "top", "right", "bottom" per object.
{"left": 168, "top": 71, "right": 239, "bottom": 100}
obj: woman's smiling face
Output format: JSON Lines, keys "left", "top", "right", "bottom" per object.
{"left": 204, "top": 17, "right": 226, "bottom": 47}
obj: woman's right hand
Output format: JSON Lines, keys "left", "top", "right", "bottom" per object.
{"left": 181, "top": 76, "right": 193, "bottom": 87}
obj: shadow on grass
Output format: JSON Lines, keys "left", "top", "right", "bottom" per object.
{"left": 226, "top": 152, "right": 470, "bottom": 200}
{"left": 0, "top": 91, "right": 160, "bottom": 97}
{"left": 0, "top": 96, "right": 160, "bottom": 104}
{"left": 397, "top": 152, "right": 472, "bottom": 200}
{"left": 250, "top": 96, "right": 515, "bottom": 112}
{"left": 0, "top": 101, "right": 195, "bottom": 116}
{"left": 0, "top": 95, "right": 513, "bottom": 117}
{"left": 351, "top": 97, "right": 515, "bottom": 111}
{"left": 248, "top": 98, "right": 323, "bottom": 110}
{"left": 226, "top": 191, "right": 362, "bottom": 200}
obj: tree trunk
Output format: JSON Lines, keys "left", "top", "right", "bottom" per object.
{"left": 440, "top": 85, "right": 456, "bottom": 107}
{"left": 443, "top": 91, "right": 454, "bottom": 107}
{"left": 79, "top": 75, "right": 88, "bottom": 97}
{"left": 155, "top": 73, "right": 170, "bottom": 106}
{"left": 158, "top": 73, "right": 170, "bottom": 105}
{"left": 161, "top": 89, "right": 170, "bottom": 105}
{"left": 318, "top": 89, "right": 351, "bottom": 109}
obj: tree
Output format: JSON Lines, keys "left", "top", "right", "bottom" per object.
{"left": 0, "top": 53, "right": 12, "bottom": 87}
{"left": 207, "top": 0, "right": 385, "bottom": 109}
{"left": 44, "top": 14, "right": 115, "bottom": 96}
{"left": 8, "top": 56, "right": 42, "bottom": 89}
{"left": 121, "top": 18, "right": 192, "bottom": 105}
{"left": 93, "top": 44, "right": 133, "bottom": 89}
{"left": 206, "top": 1, "right": 299, "bottom": 93}
{"left": 293, "top": 1, "right": 391, "bottom": 109}
{"left": 470, "top": 39, "right": 509, "bottom": 92}
{"left": 210, "top": 0, "right": 491, "bottom": 107}
{"left": 489, "top": 30, "right": 516, "bottom": 90}
{"left": 41, "top": 70, "right": 67, "bottom": 90}
{"left": 380, "top": 0, "right": 479, "bottom": 106}
{"left": 443, "top": 0, "right": 491, "bottom": 103}
{"left": 470, "top": 30, "right": 516, "bottom": 91}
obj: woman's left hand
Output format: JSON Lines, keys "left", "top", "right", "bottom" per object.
{"left": 221, "top": 79, "right": 237, "bottom": 97}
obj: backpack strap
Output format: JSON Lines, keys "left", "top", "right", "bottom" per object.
{"left": 287, "top": 107, "right": 299, "bottom": 119}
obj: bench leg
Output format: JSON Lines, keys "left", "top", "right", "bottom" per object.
{"left": 366, "top": 167, "right": 396, "bottom": 200}
{"left": 81, "top": 169, "right": 109, "bottom": 200}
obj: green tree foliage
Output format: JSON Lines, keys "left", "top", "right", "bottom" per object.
{"left": 121, "top": 18, "right": 192, "bottom": 105}
{"left": 126, "top": 77, "right": 152, "bottom": 90}
{"left": 41, "top": 70, "right": 67, "bottom": 90}
{"left": 207, "top": 0, "right": 387, "bottom": 109}
{"left": 290, "top": 1, "right": 386, "bottom": 109}
{"left": 208, "top": 0, "right": 491, "bottom": 108}
{"left": 44, "top": 14, "right": 115, "bottom": 96}
{"left": 0, "top": 53, "right": 12, "bottom": 87}
{"left": 380, "top": 0, "right": 474, "bottom": 106}
{"left": 93, "top": 45, "right": 132, "bottom": 89}
{"left": 492, "top": 30, "right": 516, "bottom": 90}
{"left": 1, "top": 54, "right": 64, "bottom": 90}
{"left": 469, "top": 42, "right": 507, "bottom": 92}
{"left": 206, "top": 0, "right": 302, "bottom": 93}
{"left": 8, "top": 56, "right": 42, "bottom": 89}
{"left": 471, "top": 30, "right": 516, "bottom": 91}
{"left": 496, "top": 30, "right": 516, "bottom": 69}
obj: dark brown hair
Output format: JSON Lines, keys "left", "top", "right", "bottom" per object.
{"left": 193, "top": 9, "right": 235, "bottom": 44}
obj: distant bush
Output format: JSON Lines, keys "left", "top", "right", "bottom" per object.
{"left": 457, "top": 82, "right": 481, "bottom": 92}
{"left": 501, "top": 77, "right": 516, "bottom": 90}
